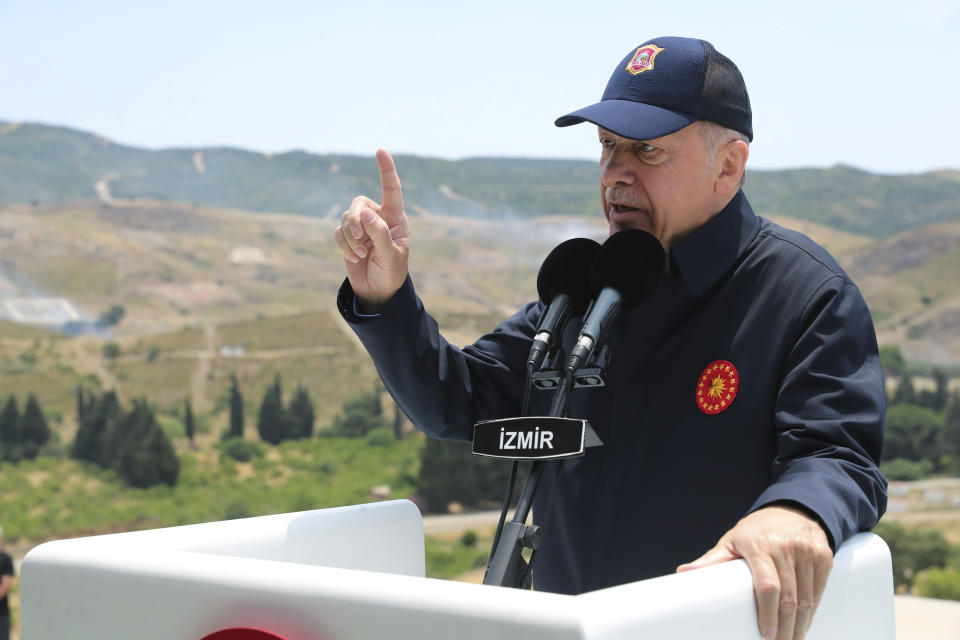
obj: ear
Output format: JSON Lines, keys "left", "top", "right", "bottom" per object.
{"left": 714, "top": 140, "right": 749, "bottom": 196}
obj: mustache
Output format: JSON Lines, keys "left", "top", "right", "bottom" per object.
{"left": 604, "top": 187, "right": 644, "bottom": 208}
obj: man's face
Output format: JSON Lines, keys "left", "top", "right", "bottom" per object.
{"left": 599, "top": 122, "right": 720, "bottom": 251}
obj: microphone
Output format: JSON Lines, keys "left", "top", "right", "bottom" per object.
{"left": 527, "top": 238, "right": 601, "bottom": 370}
{"left": 565, "top": 230, "right": 665, "bottom": 373}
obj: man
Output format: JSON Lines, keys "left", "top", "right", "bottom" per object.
{"left": 0, "top": 525, "right": 14, "bottom": 640}
{"left": 334, "top": 37, "right": 885, "bottom": 640}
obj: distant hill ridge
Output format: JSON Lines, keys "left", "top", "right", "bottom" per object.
{"left": 2, "top": 120, "right": 959, "bottom": 238}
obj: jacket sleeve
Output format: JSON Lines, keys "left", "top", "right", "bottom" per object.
{"left": 337, "top": 276, "right": 542, "bottom": 441}
{"left": 748, "top": 276, "right": 888, "bottom": 550}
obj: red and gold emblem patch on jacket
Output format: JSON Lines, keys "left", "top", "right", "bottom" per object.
{"left": 696, "top": 360, "right": 739, "bottom": 415}
{"left": 625, "top": 44, "right": 664, "bottom": 75}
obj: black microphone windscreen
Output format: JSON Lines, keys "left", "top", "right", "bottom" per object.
{"left": 590, "top": 230, "right": 666, "bottom": 308}
{"left": 536, "top": 238, "right": 602, "bottom": 315}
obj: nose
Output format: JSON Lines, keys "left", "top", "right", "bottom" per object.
{"left": 601, "top": 144, "right": 636, "bottom": 187}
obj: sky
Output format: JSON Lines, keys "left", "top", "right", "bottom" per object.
{"left": 1, "top": 0, "right": 958, "bottom": 174}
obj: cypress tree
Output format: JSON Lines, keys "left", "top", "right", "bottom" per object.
{"left": 95, "top": 391, "right": 125, "bottom": 468}
{"left": 258, "top": 375, "right": 284, "bottom": 444}
{"left": 943, "top": 394, "right": 960, "bottom": 462}
{"left": 893, "top": 374, "right": 918, "bottom": 406}
{"left": 0, "top": 396, "right": 21, "bottom": 462}
{"left": 71, "top": 387, "right": 94, "bottom": 461}
{"left": 289, "top": 385, "right": 315, "bottom": 439}
{"left": 116, "top": 399, "right": 179, "bottom": 487}
{"left": 76, "top": 386, "right": 86, "bottom": 423}
{"left": 392, "top": 403, "right": 406, "bottom": 441}
{"left": 932, "top": 368, "right": 949, "bottom": 413}
{"left": 20, "top": 393, "right": 50, "bottom": 459}
{"left": 184, "top": 399, "right": 196, "bottom": 445}
{"left": 228, "top": 374, "right": 244, "bottom": 439}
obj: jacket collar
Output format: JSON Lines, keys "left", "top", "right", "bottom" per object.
{"left": 667, "top": 190, "right": 761, "bottom": 295}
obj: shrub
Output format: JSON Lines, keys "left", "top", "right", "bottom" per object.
{"left": 366, "top": 427, "right": 395, "bottom": 447}
{"left": 913, "top": 568, "right": 960, "bottom": 600}
{"left": 880, "top": 458, "right": 934, "bottom": 481}
{"left": 884, "top": 404, "right": 943, "bottom": 463}
{"left": 220, "top": 438, "right": 265, "bottom": 463}
{"left": 874, "top": 521, "right": 952, "bottom": 589}
{"left": 418, "top": 437, "right": 515, "bottom": 512}
{"left": 224, "top": 498, "right": 251, "bottom": 520}
{"left": 331, "top": 391, "right": 385, "bottom": 438}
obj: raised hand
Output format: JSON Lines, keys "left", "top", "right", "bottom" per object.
{"left": 334, "top": 149, "right": 411, "bottom": 312}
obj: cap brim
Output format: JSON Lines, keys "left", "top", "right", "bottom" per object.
{"left": 555, "top": 99, "right": 698, "bottom": 141}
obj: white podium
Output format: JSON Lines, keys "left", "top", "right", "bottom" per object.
{"left": 21, "top": 499, "right": 894, "bottom": 639}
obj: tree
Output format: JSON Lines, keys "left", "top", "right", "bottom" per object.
{"left": 874, "top": 522, "right": 952, "bottom": 589}
{"left": 116, "top": 399, "right": 180, "bottom": 488}
{"left": 257, "top": 375, "right": 285, "bottom": 444}
{"left": 418, "top": 437, "right": 479, "bottom": 511}
{"left": 417, "top": 437, "right": 515, "bottom": 512}
{"left": 884, "top": 404, "right": 943, "bottom": 462}
{"left": 917, "top": 368, "right": 950, "bottom": 413}
{"left": 289, "top": 385, "right": 315, "bottom": 439}
{"left": 0, "top": 396, "right": 21, "bottom": 462}
{"left": 892, "top": 374, "right": 918, "bottom": 406}
{"left": 878, "top": 345, "right": 907, "bottom": 378}
{"left": 913, "top": 568, "right": 960, "bottom": 600}
{"left": 71, "top": 390, "right": 180, "bottom": 488}
{"left": 331, "top": 390, "right": 385, "bottom": 438}
{"left": 102, "top": 342, "right": 120, "bottom": 360}
{"left": 97, "top": 304, "right": 126, "bottom": 328}
{"left": 184, "top": 399, "right": 196, "bottom": 446}
{"left": 92, "top": 391, "right": 124, "bottom": 469}
{"left": 392, "top": 403, "right": 407, "bottom": 441}
{"left": 228, "top": 374, "right": 244, "bottom": 439}
{"left": 942, "top": 394, "right": 960, "bottom": 461}
{"left": 19, "top": 393, "right": 51, "bottom": 459}
{"left": 71, "top": 387, "right": 97, "bottom": 462}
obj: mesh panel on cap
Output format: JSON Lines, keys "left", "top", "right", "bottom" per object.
{"left": 697, "top": 40, "right": 752, "bottom": 139}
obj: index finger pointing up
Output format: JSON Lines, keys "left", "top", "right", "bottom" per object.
{"left": 376, "top": 148, "right": 405, "bottom": 226}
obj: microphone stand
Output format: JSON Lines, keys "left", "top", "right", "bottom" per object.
{"left": 482, "top": 369, "right": 575, "bottom": 588}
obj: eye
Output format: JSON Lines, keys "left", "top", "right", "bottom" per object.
{"left": 637, "top": 142, "right": 657, "bottom": 153}
{"left": 599, "top": 136, "right": 615, "bottom": 148}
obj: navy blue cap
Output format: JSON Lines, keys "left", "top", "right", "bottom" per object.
{"left": 556, "top": 37, "right": 753, "bottom": 142}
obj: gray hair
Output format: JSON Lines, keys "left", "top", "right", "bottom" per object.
{"left": 698, "top": 121, "right": 749, "bottom": 187}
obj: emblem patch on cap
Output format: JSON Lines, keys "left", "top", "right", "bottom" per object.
{"left": 625, "top": 44, "right": 664, "bottom": 75}
{"left": 696, "top": 360, "right": 739, "bottom": 415}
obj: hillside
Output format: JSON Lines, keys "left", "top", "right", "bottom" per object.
{"left": 844, "top": 220, "right": 960, "bottom": 365}
{"left": 2, "top": 120, "right": 959, "bottom": 237}
{"left": 3, "top": 195, "right": 960, "bottom": 448}
{"left": 0, "top": 199, "right": 588, "bottom": 434}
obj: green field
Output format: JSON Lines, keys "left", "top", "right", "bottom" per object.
{"left": 0, "top": 435, "right": 422, "bottom": 543}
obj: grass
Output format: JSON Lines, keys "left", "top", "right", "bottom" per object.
{"left": 0, "top": 320, "right": 60, "bottom": 341}
{"left": 15, "top": 252, "right": 118, "bottom": 296}
{"left": 0, "top": 435, "right": 423, "bottom": 543}
{"left": 424, "top": 529, "right": 494, "bottom": 580}
{"left": 133, "top": 326, "right": 207, "bottom": 354}
{"left": 215, "top": 312, "right": 351, "bottom": 352}
{"left": 206, "top": 349, "right": 380, "bottom": 428}
{"left": 111, "top": 358, "right": 197, "bottom": 406}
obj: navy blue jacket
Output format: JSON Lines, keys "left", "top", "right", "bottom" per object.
{"left": 338, "top": 190, "right": 887, "bottom": 594}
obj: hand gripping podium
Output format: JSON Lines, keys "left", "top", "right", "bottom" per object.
{"left": 21, "top": 500, "right": 894, "bottom": 639}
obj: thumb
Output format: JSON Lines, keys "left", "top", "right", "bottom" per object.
{"left": 676, "top": 541, "right": 739, "bottom": 573}
{"left": 360, "top": 208, "right": 396, "bottom": 252}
